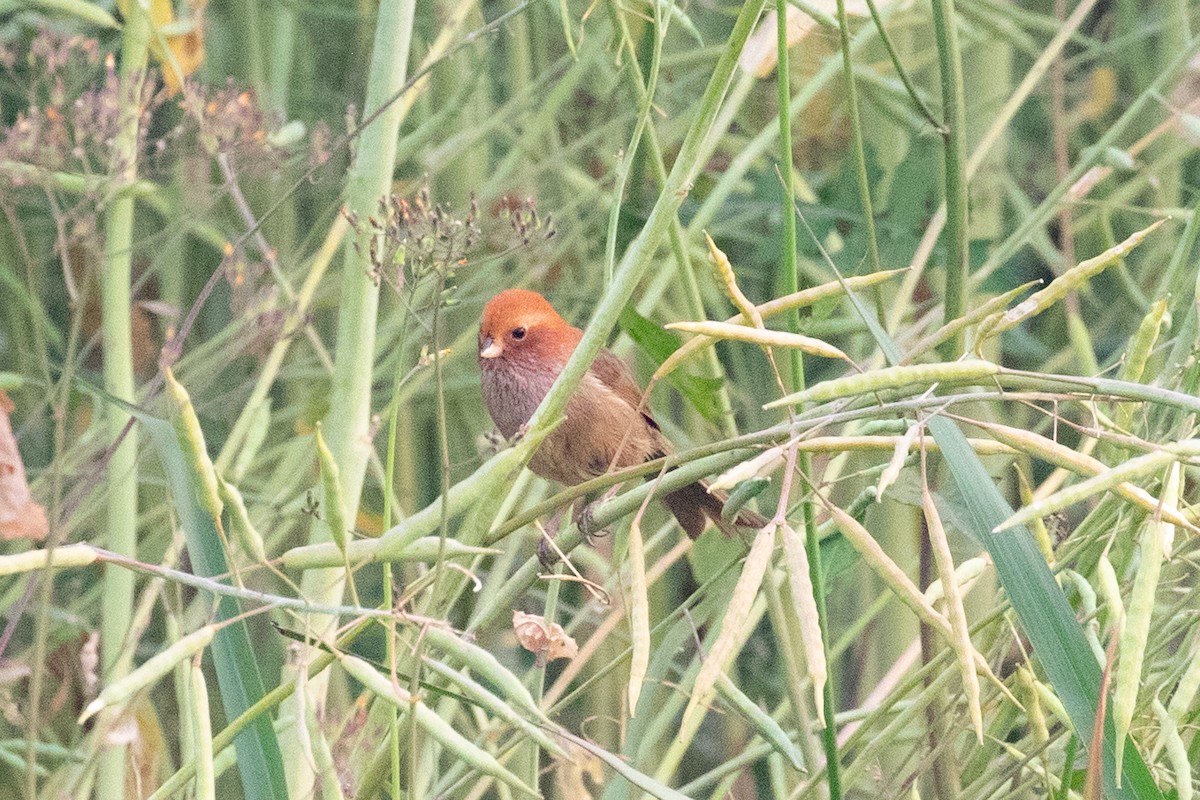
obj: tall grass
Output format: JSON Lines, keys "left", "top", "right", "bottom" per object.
{"left": 1, "top": 1, "right": 1199, "bottom": 799}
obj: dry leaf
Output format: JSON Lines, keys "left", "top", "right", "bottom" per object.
{"left": 739, "top": 8, "right": 814, "bottom": 78}
{"left": 143, "top": 0, "right": 207, "bottom": 95}
{"left": 1077, "top": 67, "right": 1118, "bottom": 122}
{"left": 0, "top": 391, "right": 49, "bottom": 541}
{"left": 739, "top": 1, "right": 875, "bottom": 78}
{"left": 553, "top": 737, "right": 603, "bottom": 799}
{"left": 513, "top": 611, "right": 578, "bottom": 664}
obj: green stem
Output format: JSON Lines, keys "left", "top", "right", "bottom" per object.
{"left": 833, "top": 0, "right": 883, "bottom": 279}
{"left": 381, "top": 308, "right": 414, "bottom": 800}
{"left": 96, "top": 4, "right": 150, "bottom": 798}
{"left": 233, "top": 0, "right": 267, "bottom": 97}
{"left": 777, "top": 3, "right": 841, "bottom": 796}
{"left": 776, "top": 1, "right": 801, "bottom": 393}
{"left": 930, "top": 0, "right": 970, "bottom": 357}
{"left": 860, "top": 0, "right": 944, "bottom": 133}
{"left": 606, "top": 0, "right": 741, "bottom": 437}
{"left": 523, "top": 0, "right": 766, "bottom": 444}
{"left": 282, "top": 0, "right": 416, "bottom": 793}
{"left": 602, "top": 0, "right": 666, "bottom": 287}
{"left": 267, "top": 0, "right": 297, "bottom": 116}
{"left": 425, "top": 271, "right": 457, "bottom": 612}
{"left": 525, "top": 565, "right": 563, "bottom": 792}
{"left": 689, "top": 14, "right": 892, "bottom": 237}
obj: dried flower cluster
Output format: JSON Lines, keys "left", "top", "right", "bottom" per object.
{"left": 177, "top": 78, "right": 285, "bottom": 174}
{"left": 351, "top": 184, "right": 482, "bottom": 293}
{"left": 0, "top": 30, "right": 299, "bottom": 195}
{"left": 492, "top": 193, "right": 556, "bottom": 248}
{"left": 348, "top": 186, "right": 557, "bottom": 300}
{"left": 0, "top": 32, "right": 161, "bottom": 181}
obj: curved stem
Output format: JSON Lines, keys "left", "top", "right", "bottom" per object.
{"left": 522, "top": 0, "right": 766, "bottom": 444}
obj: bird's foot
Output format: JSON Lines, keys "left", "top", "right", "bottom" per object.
{"left": 577, "top": 502, "right": 602, "bottom": 544}
{"left": 538, "top": 490, "right": 618, "bottom": 567}
{"left": 574, "top": 487, "right": 619, "bottom": 544}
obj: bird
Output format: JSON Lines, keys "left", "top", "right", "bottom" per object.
{"left": 478, "top": 288, "right": 766, "bottom": 540}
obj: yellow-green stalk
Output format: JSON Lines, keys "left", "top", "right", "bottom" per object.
{"left": 97, "top": 4, "right": 151, "bottom": 796}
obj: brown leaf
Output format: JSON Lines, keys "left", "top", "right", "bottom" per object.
{"left": 127, "top": 698, "right": 169, "bottom": 799}
{"left": 0, "top": 391, "right": 49, "bottom": 541}
{"left": 553, "top": 737, "right": 603, "bottom": 799}
{"left": 513, "top": 611, "right": 578, "bottom": 665}
{"left": 738, "top": 2, "right": 873, "bottom": 78}
{"left": 148, "top": 0, "right": 206, "bottom": 95}
{"left": 1084, "top": 628, "right": 1122, "bottom": 800}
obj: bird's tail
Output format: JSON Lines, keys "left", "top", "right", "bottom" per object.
{"left": 661, "top": 481, "right": 769, "bottom": 540}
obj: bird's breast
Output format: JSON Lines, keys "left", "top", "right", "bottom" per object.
{"left": 479, "top": 358, "right": 559, "bottom": 439}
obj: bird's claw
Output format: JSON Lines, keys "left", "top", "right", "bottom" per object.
{"left": 576, "top": 501, "right": 608, "bottom": 544}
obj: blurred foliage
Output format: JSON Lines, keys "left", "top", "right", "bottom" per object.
{"left": 1, "top": 0, "right": 1199, "bottom": 798}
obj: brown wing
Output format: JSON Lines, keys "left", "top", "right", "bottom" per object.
{"left": 590, "top": 347, "right": 661, "bottom": 433}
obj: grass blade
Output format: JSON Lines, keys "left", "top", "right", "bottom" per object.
{"left": 84, "top": 385, "right": 289, "bottom": 800}
{"left": 799, "top": 209, "right": 1165, "bottom": 798}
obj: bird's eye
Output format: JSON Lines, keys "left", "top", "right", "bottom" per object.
{"left": 511, "top": 327, "right": 526, "bottom": 340}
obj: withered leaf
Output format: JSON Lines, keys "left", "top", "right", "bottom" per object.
{"left": 0, "top": 391, "right": 48, "bottom": 541}
{"left": 513, "top": 611, "right": 578, "bottom": 665}
{"left": 553, "top": 737, "right": 604, "bottom": 799}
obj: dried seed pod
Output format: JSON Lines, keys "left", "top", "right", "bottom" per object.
{"left": 80, "top": 624, "right": 217, "bottom": 723}
{"left": 680, "top": 526, "right": 776, "bottom": 734}
{"left": 165, "top": 368, "right": 223, "bottom": 529}
{"left": 704, "top": 233, "right": 763, "bottom": 327}
{"left": 655, "top": 270, "right": 903, "bottom": 380}
{"left": 216, "top": 475, "right": 268, "bottom": 563}
{"left": 1113, "top": 472, "right": 1168, "bottom": 777}
{"left": 876, "top": 421, "right": 921, "bottom": 502}
{"left": 626, "top": 519, "right": 650, "bottom": 717}
{"left": 780, "top": 523, "right": 827, "bottom": 726}
{"left": 767, "top": 360, "right": 1000, "bottom": 409}
{"left": 190, "top": 661, "right": 215, "bottom": 800}
{"left": 709, "top": 443, "right": 788, "bottom": 493}
{"left": 923, "top": 484, "right": 983, "bottom": 742}
{"left": 0, "top": 543, "right": 97, "bottom": 576}
{"left": 981, "top": 219, "right": 1165, "bottom": 340}
{"left": 994, "top": 445, "right": 1200, "bottom": 533}
{"left": 665, "top": 320, "right": 849, "bottom": 361}
{"left": 314, "top": 426, "right": 349, "bottom": 554}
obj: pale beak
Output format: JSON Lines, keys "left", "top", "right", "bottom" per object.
{"left": 479, "top": 335, "right": 502, "bottom": 359}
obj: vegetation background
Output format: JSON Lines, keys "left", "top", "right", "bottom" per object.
{"left": 0, "top": 0, "right": 1198, "bottom": 798}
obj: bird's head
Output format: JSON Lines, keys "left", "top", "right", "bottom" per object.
{"left": 478, "top": 289, "right": 578, "bottom": 367}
